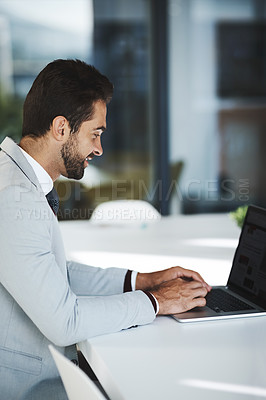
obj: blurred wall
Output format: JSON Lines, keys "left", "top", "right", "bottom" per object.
{"left": 168, "top": 0, "right": 266, "bottom": 212}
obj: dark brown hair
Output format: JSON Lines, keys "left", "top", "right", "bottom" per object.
{"left": 22, "top": 59, "right": 113, "bottom": 137}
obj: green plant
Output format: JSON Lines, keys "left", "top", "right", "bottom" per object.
{"left": 0, "top": 93, "right": 23, "bottom": 142}
{"left": 230, "top": 205, "right": 248, "bottom": 228}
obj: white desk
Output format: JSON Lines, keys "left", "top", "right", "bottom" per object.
{"left": 60, "top": 213, "right": 266, "bottom": 399}
{"left": 60, "top": 213, "right": 240, "bottom": 286}
{"left": 79, "top": 315, "right": 266, "bottom": 400}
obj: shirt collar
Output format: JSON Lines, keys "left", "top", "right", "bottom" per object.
{"left": 19, "top": 146, "right": 53, "bottom": 195}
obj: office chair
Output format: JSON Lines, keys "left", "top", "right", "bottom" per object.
{"left": 48, "top": 345, "right": 106, "bottom": 400}
{"left": 90, "top": 199, "right": 161, "bottom": 225}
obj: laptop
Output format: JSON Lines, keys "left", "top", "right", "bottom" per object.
{"left": 172, "top": 205, "right": 266, "bottom": 323}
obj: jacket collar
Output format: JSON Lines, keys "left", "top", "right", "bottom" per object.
{"left": 0, "top": 136, "right": 41, "bottom": 190}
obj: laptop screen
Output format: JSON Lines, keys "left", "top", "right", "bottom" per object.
{"left": 228, "top": 205, "right": 266, "bottom": 306}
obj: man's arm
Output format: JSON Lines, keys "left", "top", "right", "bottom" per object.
{"left": 68, "top": 257, "right": 211, "bottom": 315}
{"left": 66, "top": 261, "right": 129, "bottom": 296}
{"left": 67, "top": 263, "right": 210, "bottom": 315}
{"left": 0, "top": 186, "right": 156, "bottom": 346}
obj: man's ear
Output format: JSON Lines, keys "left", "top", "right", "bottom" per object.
{"left": 51, "top": 116, "right": 70, "bottom": 141}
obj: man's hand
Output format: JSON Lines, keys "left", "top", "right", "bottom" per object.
{"left": 135, "top": 266, "right": 211, "bottom": 315}
{"left": 136, "top": 266, "right": 211, "bottom": 292}
{"left": 150, "top": 278, "right": 208, "bottom": 314}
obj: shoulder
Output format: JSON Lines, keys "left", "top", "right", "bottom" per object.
{"left": 0, "top": 148, "right": 33, "bottom": 192}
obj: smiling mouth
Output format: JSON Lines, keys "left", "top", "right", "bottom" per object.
{"left": 85, "top": 154, "right": 94, "bottom": 162}
{"left": 84, "top": 154, "right": 94, "bottom": 168}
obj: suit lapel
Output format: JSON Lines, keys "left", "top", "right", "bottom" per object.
{"left": 0, "top": 137, "right": 41, "bottom": 190}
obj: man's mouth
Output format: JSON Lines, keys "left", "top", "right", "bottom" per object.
{"left": 84, "top": 154, "right": 94, "bottom": 168}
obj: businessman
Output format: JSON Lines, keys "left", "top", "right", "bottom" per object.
{"left": 0, "top": 59, "right": 211, "bottom": 399}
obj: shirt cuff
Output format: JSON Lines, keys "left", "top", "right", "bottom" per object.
{"left": 123, "top": 270, "right": 132, "bottom": 292}
{"left": 124, "top": 271, "right": 159, "bottom": 315}
{"left": 143, "top": 291, "right": 159, "bottom": 315}
{"left": 123, "top": 270, "right": 138, "bottom": 292}
{"left": 131, "top": 270, "right": 138, "bottom": 291}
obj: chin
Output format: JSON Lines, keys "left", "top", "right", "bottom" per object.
{"left": 67, "top": 169, "right": 85, "bottom": 180}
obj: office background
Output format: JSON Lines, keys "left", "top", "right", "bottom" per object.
{"left": 0, "top": 0, "right": 265, "bottom": 219}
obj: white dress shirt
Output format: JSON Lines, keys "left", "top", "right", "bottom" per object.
{"left": 19, "top": 146, "right": 53, "bottom": 196}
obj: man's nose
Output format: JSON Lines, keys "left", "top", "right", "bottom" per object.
{"left": 93, "top": 138, "right": 103, "bottom": 157}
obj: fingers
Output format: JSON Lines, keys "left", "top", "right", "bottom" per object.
{"left": 147, "top": 266, "right": 212, "bottom": 293}
{"left": 151, "top": 277, "right": 209, "bottom": 315}
{"left": 186, "top": 279, "right": 205, "bottom": 289}
{"left": 175, "top": 267, "right": 212, "bottom": 292}
{"left": 183, "top": 278, "right": 208, "bottom": 294}
{"left": 182, "top": 297, "right": 207, "bottom": 313}
{"left": 192, "top": 296, "right": 207, "bottom": 308}
{"left": 192, "top": 271, "right": 212, "bottom": 291}
{"left": 181, "top": 268, "right": 205, "bottom": 283}
{"left": 184, "top": 280, "right": 208, "bottom": 300}
{"left": 192, "top": 285, "right": 208, "bottom": 299}
{"left": 177, "top": 285, "right": 207, "bottom": 313}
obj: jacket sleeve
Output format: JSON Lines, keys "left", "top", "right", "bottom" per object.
{"left": 66, "top": 260, "right": 128, "bottom": 296}
{"left": 0, "top": 186, "right": 156, "bottom": 347}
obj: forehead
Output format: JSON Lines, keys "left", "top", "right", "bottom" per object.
{"left": 91, "top": 100, "right": 107, "bottom": 125}
{"left": 78, "top": 101, "right": 107, "bottom": 133}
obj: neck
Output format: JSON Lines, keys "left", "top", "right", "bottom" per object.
{"left": 19, "top": 135, "right": 61, "bottom": 181}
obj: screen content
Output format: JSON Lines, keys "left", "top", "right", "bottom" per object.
{"left": 229, "top": 207, "right": 266, "bottom": 303}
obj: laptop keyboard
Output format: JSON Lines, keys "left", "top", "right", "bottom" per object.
{"left": 206, "top": 289, "right": 255, "bottom": 313}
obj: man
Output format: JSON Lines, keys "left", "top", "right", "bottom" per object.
{"left": 0, "top": 59, "right": 211, "bottom": 399}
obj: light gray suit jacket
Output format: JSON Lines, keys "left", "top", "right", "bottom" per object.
{"left": 0, "top": 137, "right": 155, "bottom": 399}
